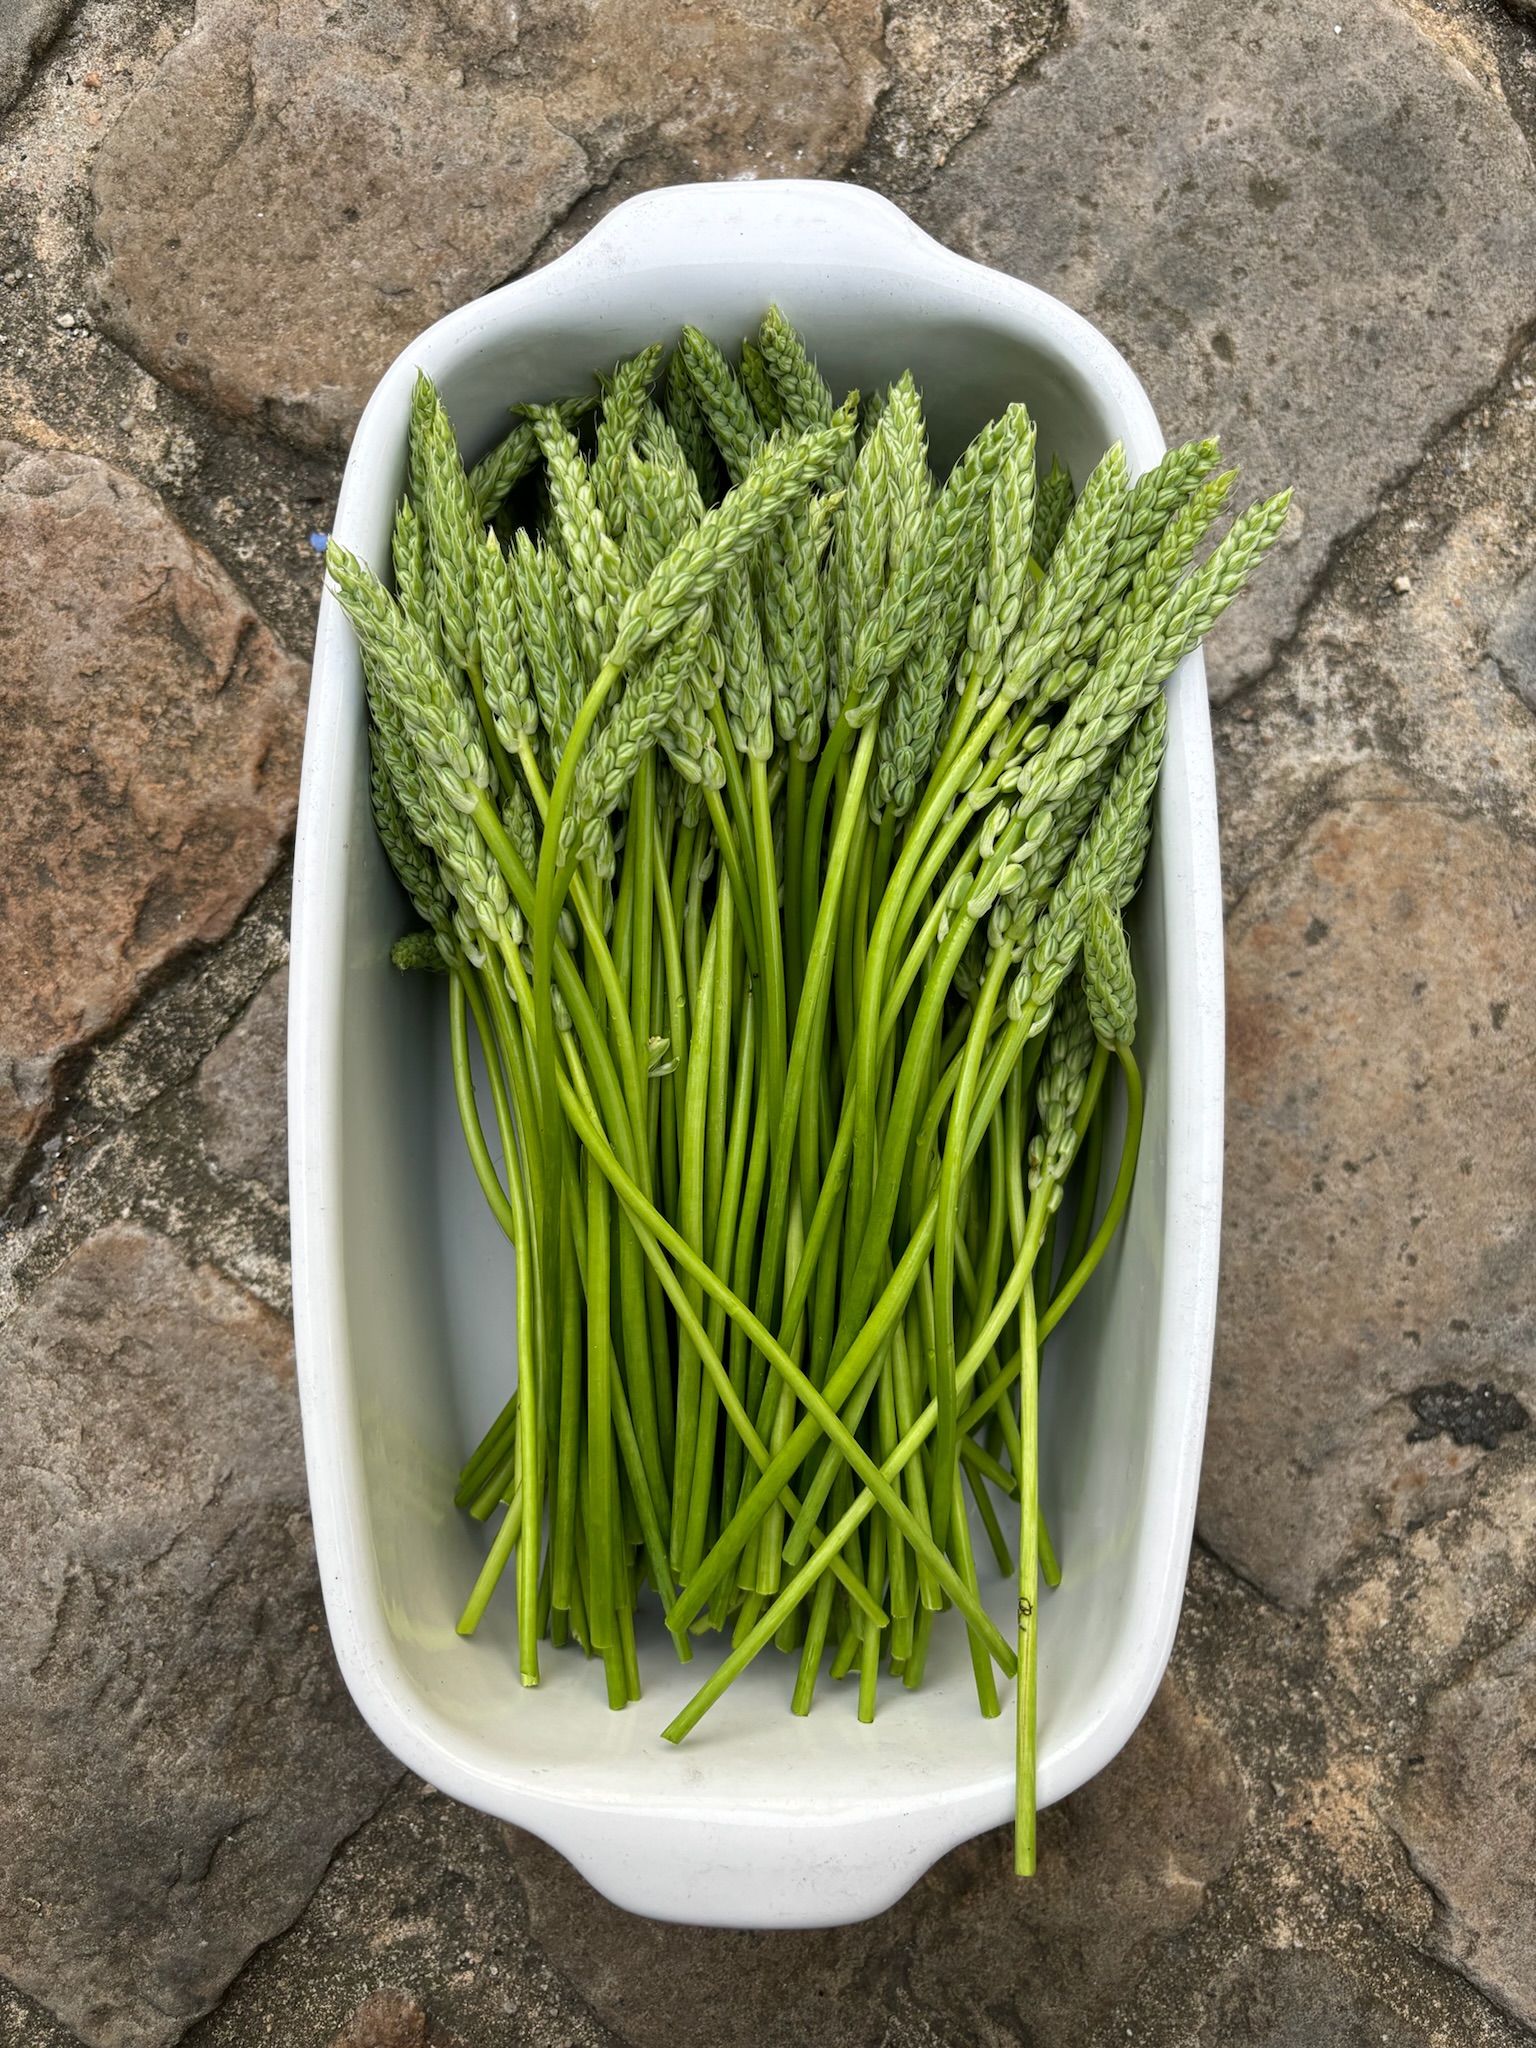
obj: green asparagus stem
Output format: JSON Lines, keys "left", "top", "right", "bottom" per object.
{"left": 344, "top": 333, "right": 1290, "bottom": 1880}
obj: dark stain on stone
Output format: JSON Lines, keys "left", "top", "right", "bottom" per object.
{"left": 1303, "top": 915, "right": 1329, "bottom": 945}
{"left": 1407, "top": 1380, "right": 1530, "bottom": 1451}
{"left": 1489, "top": 999, "right": 1509, "bottom": 1030}
{"left": 1246, "top": 168, "right": 1293, "bottom": 211}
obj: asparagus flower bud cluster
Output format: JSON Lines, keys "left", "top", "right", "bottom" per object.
{"left": 330, "top": 310, "right": 1289, "bottom": 1878}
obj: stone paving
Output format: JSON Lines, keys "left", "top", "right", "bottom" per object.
{"left": 2, "top": 1, "right": 1535, "bottom": 2042}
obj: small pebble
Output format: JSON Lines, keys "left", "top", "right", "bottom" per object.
{"left": 1391, "top": 573, "right": 1412, "bottom": 596}
{"left": 83, "top": 70, "right": 102, "bottom": 87}
{"left": 1, "top": 271, "right": 20, "bottom": 288}
{"left": 54, "top": 311, "right": 75, "bottom": 329}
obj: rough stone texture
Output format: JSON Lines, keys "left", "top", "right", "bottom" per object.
{"left": 180, "top": 1782, "right": 621, "bottom": 2048}
{"left": 916, "top": 0, "right": 1536, "bottom": 697}
{"left": 1212, "top": 337, "right": 1536, "bottom": 918}
{"left": 1197, "top": 1947, "right": 1447, "bottom": 2047}
{"left": 1302, "top": 1440, "right": 1536, "bottom": 2033}
{"left": 849, "top": 0, "right": 1063, "bottom": 202}
{"left": 1197, "top": 315, "right": 1536, "bottom": 1998}
{"left": 510, "top": 1672, "right": 1244, "bottom": 2048}
{"left": 1390, "top": 1615, "right": 1536, "bottom": 2029}
{"left": 80, "top": 875, "right": 291, "bottom": 1128}
{"left": 0, "top": 0, "right": 343, "bottom": 663}
{"left": 4, "top": 0, "right": 1536, "bottom": 2039}
{"left": 1488, "top": 572, "right": 1536, "bottom": 712}
{"left": 2, "top": 872, "right": 296, "bottom": 1321}
{"left": 89, "top": 0, "right": 889, "bottom": 451}
{"left": 154, "top": 1541, "right": 1536, "bottom": 2048}
{"left": 1205, "top": 793, "right": 1536, "bottom": 1608}
{"left": 0, "top": 0, "right": 76, "bottom": 111}
{"left": 0, "top": 443, "right": 306, "bottom": 1202}
{"left": 0, "top": 1224, "right": 399, "bottom": 2048}
{"left": 1104, "top": 1536, "right": 1536, "bottom": 2048}
{"left": 196, "top": 964, "right": 289, "bottom": 1203}
{"left": 326, "top": 1990, "right": 463, "bottom": 2048}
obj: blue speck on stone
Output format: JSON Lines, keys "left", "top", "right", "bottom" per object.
{"left": 310, "top": 531, "right": 329, "bottom": 553}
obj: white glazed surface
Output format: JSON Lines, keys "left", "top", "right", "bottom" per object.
{"left": 289, "top": 180, "right": 1224, "bottom": 1929}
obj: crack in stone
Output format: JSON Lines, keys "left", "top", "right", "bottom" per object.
{"left": 1215, "top": 767, "right": 1462, "bottom": 923}
{"left": 1190, "top": 1531, "right": 1289, "bottom": 1612}
{"left": 1385, "top": 1680, "right": 1536, "bottom": 2032}
{"left": 514, "top": 162, "right": 635, "bottom": 283}
{"left": 848, "top": 0, "right": 1068, "bottom": 203}
{"left": 2, "top": 865, "right": 290, "bottom": 1240}
{"left": 1213, "top": 306, "right": 1536, "bottom": 716}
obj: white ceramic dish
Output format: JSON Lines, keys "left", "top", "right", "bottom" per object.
{"left": 289, "top": 179, "right": 1224, "bottom": 1929}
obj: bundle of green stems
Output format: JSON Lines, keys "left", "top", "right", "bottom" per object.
{"left": 328, "top": 309, "right": 1288, "bottom": 1873}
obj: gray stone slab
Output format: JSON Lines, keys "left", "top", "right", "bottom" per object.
{"left": 180, "top": 1781, "right": 620, "bottom": 2048}
{"left": 1211, "top": 335, "right": 1536, "bottom": 912}
{"left": 1487, "top": 571, "right": 1536, "bottom": 714}
{"left": 852, "top": 0, "right": 1062, "bottom": 202}
{"left": 917, "top": 0, "right": 1536, "bottom": 697}
{"left": 197, "top": 964, "right": 289, "bottom": 1204}
{"left": 1390, "top": 1615, "right": 1536, "bottom": 2032}
{"left": 0, "top": 1224, "right": 398, "bottom": 2048}
{"left": 1198, "top": 1947, "right": 1446, "bottom": 2046}
{"left": 0, "top": 0, "right": 73, "bottom": 113}
{"left": 1299, "top": 1442, "right": 1536, "bottom": 2034}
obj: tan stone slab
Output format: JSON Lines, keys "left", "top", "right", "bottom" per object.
{"left": 327, "top": 1990, "right": 464, "bottom": 2048}
{"left": 0, "top": 442, "right": 305, "bottom": 1199}
{"left": 89, "top": 0, "right": 888, "bottom": 452}
{"left": 1204, "top": 792, "right": 1536, "bottom": 1607}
